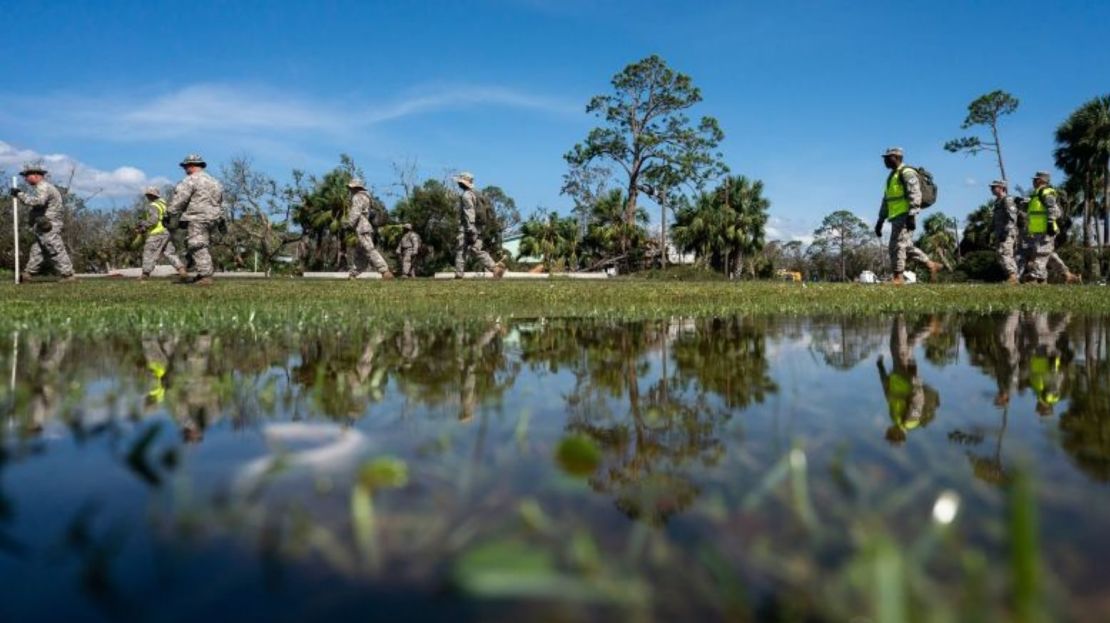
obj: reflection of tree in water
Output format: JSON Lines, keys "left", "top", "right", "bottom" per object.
{"left": 388, "top": 322, "right": 518, "bottom": 421}
{"left": 294, "top": 331, "right": 388, "bottom": 421}
{"left": 808, "top": 316, "right": 887, "bottom": 370}
{"left": 922, "top": 314, "right": 960, "bottom": 367}
{"left": 1059, "top": 316, "right": 1110, "bottom": 482}
{"left": 532, "top": 318, "right": 775, "bottom": 525}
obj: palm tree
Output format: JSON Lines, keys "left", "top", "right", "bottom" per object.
{"left": 917, "top": 212, "right": 959, "bottom": 268}
{"left": 519, "top": 210, "right": 578, "bottom": 271}
{"left": 671, "top": 175, "right": 770, "bottom": 276}
{"left": 581, "top": 189, "right": 648, "bottom": 269}
{"left": 1055, "top": 95, "right": 1110, "bottom": 251}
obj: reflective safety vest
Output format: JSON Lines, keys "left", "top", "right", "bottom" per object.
{"left": 147, "top": 361, "right": 167, "bottom": 404}
{"left": 1029, "top": 354, "right": 1061, "bottom": 405}
{"left": 884, "top": 166, "right": 912, "bottom": 219}
{"left": 1026, "top": 187, "right": 1055, "bottom": 235}
{"left": 149, "top": 198, "right": 168, "bottom": 235}
{"left": 887, "top": 371, "right": 919, "bottom": 428}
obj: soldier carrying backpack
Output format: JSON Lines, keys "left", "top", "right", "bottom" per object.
{"left": 874, "top": 147, "right": 943, "bottom": 284}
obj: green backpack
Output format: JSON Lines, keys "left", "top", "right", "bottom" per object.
{"left": 903, "top": 166, "right": 938, "bottom": 208}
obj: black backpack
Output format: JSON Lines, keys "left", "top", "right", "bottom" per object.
{"left": 903, "top": 166, "right": 938, "bottom": 208}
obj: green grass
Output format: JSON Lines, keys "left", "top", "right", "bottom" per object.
{"left": 1, "top": 279, "right": 1107, "bottom": 334}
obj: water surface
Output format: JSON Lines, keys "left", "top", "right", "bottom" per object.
{"left": 1, "top": 313, "right": 1108, "bottom": 621}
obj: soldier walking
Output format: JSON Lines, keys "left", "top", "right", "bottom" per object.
{"left": 454, "top": 172, "right": 504, "bottom": 279}
{"left": 10, "top": 163, "right": 75, "bottom": 282}
{"left": 139, "top": 186, "right": 186, "bottom": 281}
{"left": 874, "top": 148, "right": 942, "bottom": 284}
{"left": 1020, "top": 171, "right": 1076, "bottom": 284}
{"left": 395, "top": 222, "right": 421, "bottom": 278}
{"left": 989, "top": 180, "right": 1019, "bottom": 284}
{"left": 346, "top": 178, "right": 394, "bottom": 280}
{"left": 166, "top": 154, "right": 223, "bottom": 285}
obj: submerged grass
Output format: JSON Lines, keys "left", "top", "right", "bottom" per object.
{"left": 1, "top": 279, "right": 1108, "bottom": 334}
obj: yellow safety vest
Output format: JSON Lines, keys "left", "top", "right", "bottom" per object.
{"left": 149, "top": 198, "right": 168, "bottom": 235}
{"left": 1026, "top": 187, "right": 1054, "bottom": 235}
{"left": 887, "top": 371, "right": 919, "bottom": 428}
{"left": 1029, "top": 354, "right": 1061, "bottom": 405}
{"left": 147, "top": 361, "right": 167, "bottom": 404}
{"left": 884, "top": 166, "right": 912, "bottom": 219}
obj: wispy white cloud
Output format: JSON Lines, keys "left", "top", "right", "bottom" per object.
{"left": 766, "top": 215, "right": 815, "bottom": 245}
{"left": 0, "top": 140, "right": 169, "bottom": 198}
{"left": 0, "top": 82, "right": 579, "bottom": 141}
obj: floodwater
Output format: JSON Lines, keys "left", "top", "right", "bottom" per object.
{"left": 1, "top": 314, "right": 1108, "bottom": 622}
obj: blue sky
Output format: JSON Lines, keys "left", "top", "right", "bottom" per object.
{"left": 2, "top": 0, "right": 1107, "bottom": 241}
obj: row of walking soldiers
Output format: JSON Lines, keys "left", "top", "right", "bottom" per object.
{"left": 876, "top": 147, "right": 1079, "bottom": 284}
{"left": 9, "top": 154, "right": 507, "bottom": 284}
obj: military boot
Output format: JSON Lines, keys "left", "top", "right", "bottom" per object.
{"left": 1065, "top": 272, "right": 1083, "bottom": 284}
{"left": 1007, "top": 275, "right": 1019, "bottom": 285}
{"left": 927, "top": 261, "right": 943, "bottom": 279}
{"left": 891, "top": 274, "right": 905, "bottom": 285}
{"left": 58, "top": 275, "right": 77, "bottom": 283}
{"left": 381, "top": 271, "right": 395, "bottom": 281}
{"left": 492, "top": 263, "right": 507, "bottom": 280}
{"left": 193, "top": 276, "right": 214, "bottom": 286}
{"left": 176, "top": 266, "right": 188, "bottom": 279}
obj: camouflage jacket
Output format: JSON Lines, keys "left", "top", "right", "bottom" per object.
{"left": 19, "top": 181, "right": 65, "bottom": 225}
{"left": 168, "top": 171, "right": 224, "bottom": 222}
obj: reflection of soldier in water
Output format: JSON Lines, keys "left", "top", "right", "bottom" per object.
{"left": 171, "top": 334, "right": 221, "bottom": 443}
{"left": 395, "top": 321, "right": 420, "bottom": 369}
{"left": 141, "top": 335, "right": 177, "bottom": 409}
{"left": 1020, "top": 313, "right": 1070, "bottom": 417}
{"left": 457, "top": 322, "right": 502, "bottom": 422}
{"left": 877, "top": 315, "right": 940, "bottom": 445}
{"left": 992, "top": 312, "right": 1022, "bottom": 408}
{"left": 23, "top": 335, "right": 71, "bottom": 435}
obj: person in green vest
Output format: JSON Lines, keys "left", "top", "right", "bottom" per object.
{"left": 877, "top": 315, "right": 941, "bottom": 445}
{"left": 139, "top": 186, "right": 187, "bottom": 281}
{"left": 874, "top": 147, "right": 943, "bottom": 284}
{"left": 1019, "top": 312, "right": 1070, "bottom": 417}
{"left": 1020, "top": 171, "right": 1075, "bottom": 283}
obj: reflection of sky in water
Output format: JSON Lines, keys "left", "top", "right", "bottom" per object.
{"left": 1, "top": 314, "right": 1109, "bottom": 621}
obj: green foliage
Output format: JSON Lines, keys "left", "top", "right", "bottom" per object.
{"left": 519, "top": 210, "right": 579, "bottom": 270}
{"left": 955, "top": 250, "right": 1007, "bottom": 282}
{"left": 671, "top": 175, "right": 770, "bottom": 276}
{"left": 810, "top": 210, "right": 876, "bottom": 281}
{"left": 579, "top": 189, "right": 649, "bottom": 270}
{"left": 917, "top": 212, "right": 959, "bottom": 267}
{"left": 290, "top": 154, "right": 370, "bottom": 271}
{"left": 960, "top": 203, "right": 994, "bottom": 255}
{"left": 555, "top": 434, "right": 602, "bottom": 477}
{"left": 565, "top": 55, "right": 727, "bottom": 256}
{"left": 945, "top": 90, "right": 1020, "bottom": 178}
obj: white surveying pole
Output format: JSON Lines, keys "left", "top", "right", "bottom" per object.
{"left": 11, "top": 176, "right": 20, "bottom": 283}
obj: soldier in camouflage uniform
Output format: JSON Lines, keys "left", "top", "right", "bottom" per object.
{"left": 874, "top": 148, "right": 942, "bottom": 284}
{"left": 1019, "top": 171, "right": 1072, "bottom": 284}
{"left": 395, "top": 223, "right": 421, "bottom": 278}
{"left": 345, "top": 178, "right": 394, "bottom": 280}
{"left": 166, "top": 154, "right": 223, "bottom": 285}
{"left": 454, "top": 172, "right": 505, "bottom": 279}
{"left": 10, "top": 164, "right": 75, "bottom": 282}
{"left": 989, "top": 180, "right": 1019, "bottom": 284}
{"left": 139, "top": 186, "right": 186, "bottom": 281}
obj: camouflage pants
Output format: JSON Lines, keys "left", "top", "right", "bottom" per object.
{"left": 400, "top": 250, "right": 417, "bottom": 277}
{"left": 24, "top": 225, "right": 74, "bottom": 277}
{"left": 455, "top": 227, "right": 497, "bottom": 276}
{"left": 995, "top": 227, "right": 1018, "bottom": 278}
{"left": 1022, "top": 234, "right": 1055, "bottom": 281}
{"left": 888, "top": 214, "right": 932, "bottom": 274}
{"left": 349, "top": 231, "right": 390, "bottom": 276}
{"left": 186, "top": 221, "right": 216, "bottom": 277}
{"left": 1047, "top": 252, "right": 1072, "bottom": 278}
{"left": 142, "top": 232, "right": 184, "bottom": 275}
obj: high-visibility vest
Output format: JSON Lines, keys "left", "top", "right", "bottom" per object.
{"left": 147, "top": 361, "right": 167, "bottom": 404}
{"left": 149, "top": 198, "right": 168, "bottom": 235}
{"left": 884, "top": 166, "right": 912, "bottom": 219}
{"left": 1029, "top": 354, "right": 1061, "bottom": 405}
{"left": 1026, "top": 187, "right": 1055, "bottom": 235}
{"left": 887, "top": 371, "right": 919, "bottom": 428}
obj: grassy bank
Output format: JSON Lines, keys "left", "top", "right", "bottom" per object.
{"left": 1, "top": 279, "right": 1106, "bottom": 334}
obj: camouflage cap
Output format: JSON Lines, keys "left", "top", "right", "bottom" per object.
{"left": 454, "top": 171, "right": 475, "bottom": 188}
{"left": 989, "top": 179, "right": 1008, "bottom": 189}
{"left": 179, "top": 154, "right": 207, "bottom": 167}
{"left": 347, "top": 177, "right": 366, "bottom": 189}
{"left": 1033, "top": 171, "right": 1052, "bottom": 183}
{"left": 403, "top": 222, "right": 413, "bottom": 230}
{"left": 882, "top": 147, "right": 904, "bottom": 158}
{"left": 19, "top": 162, "right": 48, "bottom": 176}
{"left": 143, "top": 186, "right": 161, "bottom": 197}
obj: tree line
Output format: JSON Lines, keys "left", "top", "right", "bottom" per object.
{"left": 2, "top": 56, "right": 1106, "bottom": 280}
